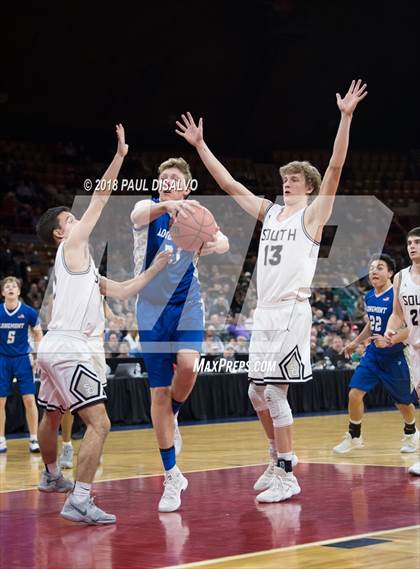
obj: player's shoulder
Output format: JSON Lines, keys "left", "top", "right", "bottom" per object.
{"left": 21, "top": 303, "right": 38, "bottom": 317}
{"left": 263, "top": 201, "right": 280, "bottom": 220}
{"left": 364, "top": 288, "right": 375, "bottom": 302}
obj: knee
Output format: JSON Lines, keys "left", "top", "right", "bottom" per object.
{"left": 264, "top": 385, "right": 293, "bottom": 428}
{"left": 101, "top": 414, "right": 111, "bottom": 435}
{"left": 177, "top": 362, "right": 197, "bottom": 380}
{"left": 91, "top": 413, "right": 111, "bottom": 437}
{"left": 248, "top": 383, "right": 268, "bottom": 412}
{"left": 41, "top": 410, "right": 61, "bottom": 430}
{"left": 151, "top": 388, "right": 171, "bottom": 407}
{"left": 349, "top": 389, "right": 364, "bottom": 403}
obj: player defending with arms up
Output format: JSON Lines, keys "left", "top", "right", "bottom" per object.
{"left": 177, "top": 80, "right": 367, "bottom": 502}
{"left": 36, "top": 126, "right": 169, "bottom": 522}
{"left": 385, "top": 227, "right": 420, "bottom": 475}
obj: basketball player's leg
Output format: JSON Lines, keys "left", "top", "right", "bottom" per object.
{"left": 409, "top": 352, "right": 420, "bottom": 475}
{"left": 256, "top": 383, "right": 301, "bottom": 503}
{"left": 38, "top": 409, "right": 62, "bottom": 465}
{"left": 38, "top": 409, "right": 73, "bottom": 493}
{"left": 76, "top": 402, "right": 110, "bottom": 482}
{"left": 0, "top": 397, "right": 7, "bottom": 452}
{"left": 22, "top": 395, "right": 39, "bottom": 450}
{"left": 61, "top": 402, "right": 115, "bottom": 524}
{"left": 382, "top": 354, "right": 419, "bottom": 452}
{"left": 14, "top": 355, "right": 39, "bottom": 450}
{"left": 150, "top": 385, "right": 175, "bottom": 449}
{"left": 171, "top": 349, "right": 199, "bottom": 403}
{"left": 148, "top": 360, "right": 188, "bottom": 513}
{"left": 59, "top": 411, "right": 74, "bottom": 468}
{"left": 0, "top": 356, "right": 10, "bottom": 450}
{"left": 171, "top": 300, "right": 204, "bottom": 417}
{"left": 333, "top": 355, "right": 380, "bottom": 453}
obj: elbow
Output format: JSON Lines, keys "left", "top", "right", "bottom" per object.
{"left": 220, "top": 178, "right": 236, "bottom": 193}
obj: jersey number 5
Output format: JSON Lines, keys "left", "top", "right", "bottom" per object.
{"left": 263, "top": 245, "right": 283, "bottom": 266}
{"left": 7, "top": 331, "right": 16, "bottom": 344}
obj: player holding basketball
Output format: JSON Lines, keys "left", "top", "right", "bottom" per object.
{"left": 130, "top": 157, "right": 229, "bottom": 512}
{"left": 0, "top": 276, "right": 43, "bottom": 454}
{"left": 177, "top": 79, "right": 367, "bottom": 502}
{"left": 385, "top": 227, "right": 420, "bottom": 475}
{"left": 333, "top": 254, "right": 418, "bottom": 454}
{"left": 36, "top": 125, "right": 169, "bottom": 523}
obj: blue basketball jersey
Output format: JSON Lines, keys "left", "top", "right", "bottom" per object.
{"left": 134, "top": 197, "right": 201, "bottom": 305}
{"left": 364, "top": 286, "right": 403, "bottom": 357}
{"left": 0, "top": 302, "right": 38, "bottom": 357}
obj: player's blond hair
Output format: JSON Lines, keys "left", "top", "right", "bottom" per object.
{"left": 279, "top": 161, "right": 322, "bottom": 196}
{"left": 1, "top": 276, "right": 21, "bottom": 293}
{"left": 158, "top": 157, "right": 192, "bottom": 184}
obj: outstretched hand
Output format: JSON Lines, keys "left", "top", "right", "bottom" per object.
{"left": 175, "top": 112, "right": 204, "bottom": 147}
{"left": 116, "top": 123, "right": 129, "bottom": 157}
{"left": 336, "top": 79, "right": 368, "bottom": 116}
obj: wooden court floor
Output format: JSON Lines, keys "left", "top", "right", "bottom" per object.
{"left": 1, "top": 410, "right": 419, "bottom": 569}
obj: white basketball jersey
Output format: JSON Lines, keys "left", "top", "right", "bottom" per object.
{"left": 257, "top": 204, "right": 320, "bottom": 305}
{"left": 399, "top": 267, "right": 420, "bottom": 348}
{"left": 48, "top": 242, "right": 103, "bottom": 336}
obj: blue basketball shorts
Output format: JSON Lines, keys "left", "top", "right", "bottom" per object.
{"left": 349, "top": 348, "right": 416, "bottom": 405}
{"left": 137, "top": 299, "right": 204, "bottom": 388}
{"left": 0, "top": 354, "right": 35, "bottom": 397}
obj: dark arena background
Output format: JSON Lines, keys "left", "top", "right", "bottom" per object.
{"left": 1, "top": 2, "right": 419, "bottom": 568}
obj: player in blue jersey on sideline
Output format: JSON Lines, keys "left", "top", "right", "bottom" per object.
{"left": 131, "top": 157, "right": 229, "bottom": 512}
{"left": 0, "top": 276, "right": 43, "bottom": 453}
{"left": 333, "top": 254, "right": 418, "bottom": 454}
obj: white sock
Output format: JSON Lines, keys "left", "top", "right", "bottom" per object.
{"left": 30, "top": 434, "right": 37, "bottom": 441}
{"left": 73, "top": 481, "right": 91, "bottom": 499}
{"left": 277, "top": 452, "right": 294, "bottom": 462}
{"left": 46, "top": 462, "right": 60, "bottom": 477}
{"left": 0, "top": 436, "right": 6, "bottom": 443}
{"left": 63, "top": 441, "right": 72, "bottom": 448}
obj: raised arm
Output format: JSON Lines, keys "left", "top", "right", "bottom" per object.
{"left": 67, "top": 124, "right": 128, "bottom": 248}
{"left": 305, "top": 80, "right": 367, "bottom": 238}
{"left": 176, "top": 113, "right": 271, "bottom": 221}
{"left": 100, "top": 251, "right": 171, "bottom": 299}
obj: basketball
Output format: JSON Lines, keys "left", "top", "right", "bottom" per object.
{"left": 171, "top": 204, "right": 217, "bottom": 251}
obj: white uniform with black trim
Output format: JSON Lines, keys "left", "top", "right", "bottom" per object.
{"left": 249, "top": 204, "right": 320, "bottom": 384}
{"left": 399, "top": 267, "right": 420, "bottom": 389}
{"left": 87, "top": 299, "right": 107, "bottom": 387}
{"left": 37, "top": 242, "right": 106, "bottom": 413}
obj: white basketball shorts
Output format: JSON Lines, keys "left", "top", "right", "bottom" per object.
{"left": 87, "top": 336, "right": 107, "bottom": 387}
{"left": 248, "top": 299, "right": 313, "bottom": 385}
{"left": 408, "top": 344, "right": 420, "bottom": 391}
{"left": 37, "top": 332, "right": 106, "bottom": 414}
